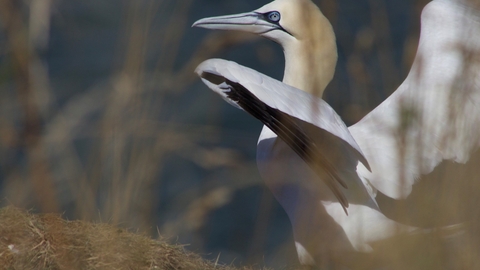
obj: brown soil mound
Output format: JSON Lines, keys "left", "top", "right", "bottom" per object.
{"left": 0, "top": 206, "right": 263, "bottom": 270}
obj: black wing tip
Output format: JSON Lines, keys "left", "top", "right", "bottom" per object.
{"left": 199, "top": 71, "right": 226, "bottom": 85}
{"left": 336, "top": 185, "right": 349, "bottom": 215}
{"left": 225, "top": 80, "right": 352, "bottom": 215}
{"left": 356, "top": 150, "right": 371, "bottom": 172}
{"left": 197, "top": 72, "right": 353, "bottom": 214}
{"left": 335, "top": 172, "right": 349, "bottom": 189}
{"left": 362, "top": 157, "right": 372, "bottom": 172}
{"left": 334, "top": 184, "right": 349, "bottom": 215}
{"left": 263, "top": 103, "right": 352, "bottom": 212}
{"left": 323, "top": 177, "right": 349, "bottom": 213}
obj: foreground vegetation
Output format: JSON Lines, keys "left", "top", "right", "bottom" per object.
{"left": 0, "top": 207, "right": 266, "bottom": 270}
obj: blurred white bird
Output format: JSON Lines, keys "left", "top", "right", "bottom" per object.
{"left": 194, "top": 0, "right": 480, "bottom": 266}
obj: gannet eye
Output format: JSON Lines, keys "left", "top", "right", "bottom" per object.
{"left": 267, "top": 11, "right": 281, "bottom": 22}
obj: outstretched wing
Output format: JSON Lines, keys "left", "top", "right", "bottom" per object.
{"left": 195, "top": 58, "right": 370, "bottom": 212}
{"left": 350, "top": 0, "right": 480, "bottom": 199}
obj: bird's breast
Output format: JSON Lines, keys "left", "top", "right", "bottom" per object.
{"left": 256, "top": 126, "right": 337, "bottom": 200}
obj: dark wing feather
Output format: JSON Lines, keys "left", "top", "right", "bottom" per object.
{"left": 202, "top": 72, "right": 350, "bottom": 213}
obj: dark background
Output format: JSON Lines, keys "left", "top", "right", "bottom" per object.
{"left": 0, "top": 0, "right": 429, "bottom": 268}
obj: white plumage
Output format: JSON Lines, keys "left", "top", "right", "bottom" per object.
{"left": 196, "top": 58, "right": 416, "bottom": 264}
{"left": 350, "top": 0, "right": 480, "bottom": 199}
{"left": 193, "top": 0, "right": 480, "bottom": 266}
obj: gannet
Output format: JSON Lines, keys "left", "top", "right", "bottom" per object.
{"left": 193, "top": 0, "right": 480, "bottom": 266}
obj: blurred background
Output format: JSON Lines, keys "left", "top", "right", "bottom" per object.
{"left": 1, "top": 0, "right": 469, "bottom": 268}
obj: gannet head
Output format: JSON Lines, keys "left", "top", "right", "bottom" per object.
{"left": 192, "top": 0, "right": 327, "bottom": 47}
{"left": 193, "top": 0, "right": 337, "bottom": 97}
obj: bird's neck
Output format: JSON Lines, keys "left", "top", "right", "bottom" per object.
{"left": 282, "top": 25, "right": 337, "bottom": 98}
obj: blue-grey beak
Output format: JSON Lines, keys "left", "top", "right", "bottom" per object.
{"left": 192, "top": 12, "right": 280, "bottom": 35}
